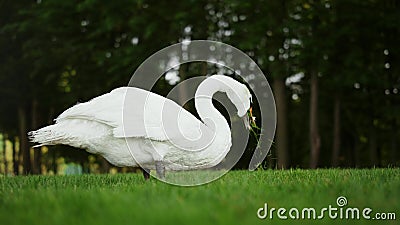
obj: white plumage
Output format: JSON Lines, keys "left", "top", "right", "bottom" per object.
{"left": 29, "top": 75, "right": 252, "bottom": 178}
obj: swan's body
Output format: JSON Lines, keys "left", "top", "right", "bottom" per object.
{"left": 29, "top": 75, "right": 252, "bottom": 178}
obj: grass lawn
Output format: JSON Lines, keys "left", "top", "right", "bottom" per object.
{"left": 0, "top": 169, "right": 399, "bottom": 225}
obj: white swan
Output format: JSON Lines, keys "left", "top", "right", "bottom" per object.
{"left": 29, "top": 75, "right": 252, "bottom": 178}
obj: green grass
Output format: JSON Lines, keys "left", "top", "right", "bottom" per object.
{"left": 0, "top": 169, "right": 399, "bottom": 225}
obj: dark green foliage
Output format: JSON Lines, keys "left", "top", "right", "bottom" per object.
{"left": 0, "top": 0, "right": 399, "bottom": 172}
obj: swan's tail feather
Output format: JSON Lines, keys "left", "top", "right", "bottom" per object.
{"left": 28, "top": 124, "right": 66, "bottom": 147}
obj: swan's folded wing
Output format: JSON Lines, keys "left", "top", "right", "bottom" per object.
{"left": 55, "top": 87, "right": 128, "bottom": 127}
{"left": 113, "top": 87, "right": 165, "bottom": 140}
{"left": 56, "top": 87, "right": 210, "bottom": 144}
{"left": 113, "top": 87, "right": 210, "bottom": 145}
{"left": 55, "top": 87, "right": 152, "bottom": 138}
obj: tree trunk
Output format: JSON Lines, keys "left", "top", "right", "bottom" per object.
{"left": 309, "top": 73, "right": 320, "bottom": 168}
{"left": 369, "top": 124, "right": 378, "bottom": 166}
{"left": 178, "top": 63, "right": 189, "bottom": 109}
{"left": 2, "top": 134, "right": 8, "bottom": 175}
{"left": 99, "top": 157, "right": 111, "bottom": 173}
{"left": 353, "top": 135, "right": 360, "bottom": 167}
{"left": 273, "top": 78, "right": 289, "bottom": 168}
{"left": 390, "top": 122, "right": 397, "bottom": 165}
{"left": 12, "top": 136, "right": 19, "bottom": 175}
{"left": 18, "top": 136, "right": 23, "bottom": 173}
{"left": 31, "top": 98, "right": 42, "bottom": 174}
{"left": 52, "top": 149, "right": 57, "bottom": 174}
{"left": 18, "top": 106, "right": 31, "bottom": 175}
{"left": 332, "top": 94, "right": 341, "bottom": 167}
{"left": 201, "top": 61, "right": 208, "bottom": 76}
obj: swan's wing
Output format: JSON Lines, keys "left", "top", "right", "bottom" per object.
{"left": 56, "top": 87, "right": 211, "bottom": 144}
{"left": 56, "top": 87, "right": 127, "bottom": 127}
{"left": 114, "top": 87, "right": 212, "bottom": 144}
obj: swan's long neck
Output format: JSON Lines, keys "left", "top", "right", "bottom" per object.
{"left": 195, "top": 78, "right": 230, "bottom": 132}
{"left": 194, "top": 77, "right": 232, "bottom": 162}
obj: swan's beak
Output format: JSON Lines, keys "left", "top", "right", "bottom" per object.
{"left": 243, "top": 107, "right": 255, "bottom": 130}
{"left": 250, "top": 107, "right": 257, "bottom": 129}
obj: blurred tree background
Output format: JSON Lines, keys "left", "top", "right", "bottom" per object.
{"left": 0, "top": 0, "right": 399, "bottom": 175}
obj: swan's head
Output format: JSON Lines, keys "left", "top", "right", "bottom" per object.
{"left": 226, "top": 82, "right": 253, "bottom": 129}
{"left": 226, "top": 83, "right": 252, "bottom": 118}
{"left": 212, "top": 76, "right": 252, "bottom": 129}
{"left": 202, "top": 75, "right": 254, "bottom": 129}
{"left": 211, "top": 75, "right": 252, "bottom": 117}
